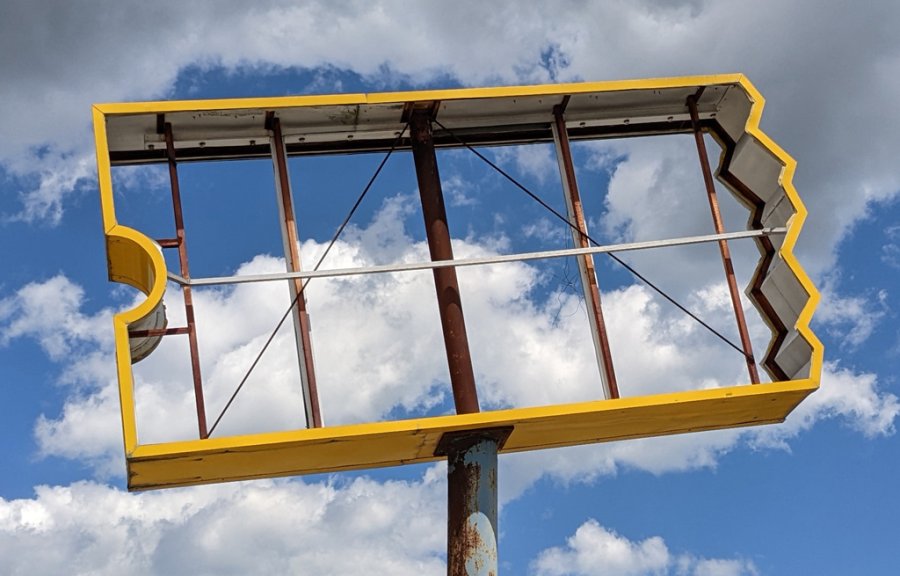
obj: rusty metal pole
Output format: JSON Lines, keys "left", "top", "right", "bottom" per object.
{"left": 163, "top": 123, "right": 209, "bottom": 439}
{"left": 687, "top": 96, "right": 760, "bottom": 384}
{"left": 551, "top": 107, "right": 619, "bottom": 399}
{"left": 438, "top": 428, "right": 512, "bottom": 576}
{"left": 267, "top": 114, "right": 323, "bottom": 428}
{"left": 410, "top": 109, "right": 479, "bottom": 414}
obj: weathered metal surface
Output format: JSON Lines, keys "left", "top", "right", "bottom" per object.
{"left": 128, "top": 327, "right": 191, "bottom": 338}
{"left": 441, "top": 429, "right": 512, "bottom": 576}
{"left": 166, "top": 228, "right": 787, "bottom": 287}
{"left": 268, "top": 114, "right": 323, "bottom": 428}
{"left": 155, "top": 237, "right": 181, "bottom": 248}
{"left": 552, "top": 107, "right": 619, "bottom": 399}
{"left": 687, "top": 96, "right": 760, "bottom": 384}
{"left": 127, "top": 299, "right": 168, "bottom": 362}
{"left": 410, "top": 109, "right": 479, "bottom": 415}
{"left": 164, "top": 122, "right": 209, "bottom": 439}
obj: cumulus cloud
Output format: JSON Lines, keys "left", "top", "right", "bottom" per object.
{"left": 815, "top": 277, "right": 889, "bottom": 350}
{"left": 0, "top": 471, "right": 446, "bottom": 576}
{"left": 3, "top": 153, "right": 97, "bottom": 226}
{"left": 1, "top": 0, "right": 899, "bottom": 281}
{"left": 0, "top": 479, "right": 766, "bottom": 576}
{"left": 442, "top": 173, "right": 479, "bottom": 208}
{"left": 3, "top": 3, "right": 899, "bottom": 574}
{"left": 587, "top": 135, "right": 765, "bottom": 301}
{"left": 0, "top": 274, "right": 112, "bottom": 362}
{"left": 494, "top": 144, "right": 559, "bottom": 186}
{"left": 531, "top": 519, "right": 758, "bottom": 576}
{"left": 2, "top": 198, "right": 894, "bottom": 493}
{"left": 501, "top": 358, "right": 900, "bottom": 503}
{"left": 752, "top": 362, "right": 899, "bottom": 447}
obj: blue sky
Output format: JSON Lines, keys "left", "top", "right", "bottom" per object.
{"left": 1, "top": 2, "right": 899, "bottom": 575}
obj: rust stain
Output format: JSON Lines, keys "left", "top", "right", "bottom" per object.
{"left": 446, "top": 436, "right": 499, "bottom": 575}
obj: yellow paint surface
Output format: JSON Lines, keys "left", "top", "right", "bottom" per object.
{"left": 128, "top": 379, "right": 814, "bottom": 490}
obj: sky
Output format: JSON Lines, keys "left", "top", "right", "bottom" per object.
{"left": 1, "top": 1, "right": 899, "bottom": 575}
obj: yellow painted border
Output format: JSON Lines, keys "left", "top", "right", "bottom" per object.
{"left": 127, "top": 377, "right": 815, "bottom": 490}
{"left": 94, "top": 106, "right": 168, "bottom": 452}
{"left": 94, "top": 74, "right": 746, "bottom": 116}
{"left": 736, "top": 78, "right": 824, "bottom": 387}
{"left": 94, "top": 74, "right": 823, "bottom": 489}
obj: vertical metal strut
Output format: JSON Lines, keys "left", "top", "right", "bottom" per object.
{"left": 687, "top": 96, "right": 760, "bottom": 384}
{"left": 438, "top": 428, "right": 511, "bottom": 576}
{"left": 163, "top": 123, "right": 209, "bottom": 439}
{"left": 551, "top": 107, "right": 619, "bottom": 399}
{"left": 410, "top": 109, "right": 479, "bottom": 414}
{"left": 267, "top": 114, "right": 323, "bottom": 428}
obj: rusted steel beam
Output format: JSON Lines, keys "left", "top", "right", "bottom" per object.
{"left": 410, "top": 109, "right": 480, "bottom": 415}
{"left": 128, "top": 327, "right": 191, "bottom": 338}
{"left": 552, "top": 107, "right": 620, "bottom": 399}
{"left": 155, "top": 237, "right": 181, "bottom": 248}
{"left": 437, "top": 427, "right": 512, "bottom": 576}
{"left": 267, "top": 113, "right": 323, "bottom": 428}
{"left": 164, "top": 122, "right": 209, "bottom": 439}
{"left": 686, "top": 96, "right": 760, "bottom": 384}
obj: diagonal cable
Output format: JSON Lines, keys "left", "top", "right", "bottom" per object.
{"left": 432, "top": 118, "right": 748, "bottom": 358}
{"left": 207, "top": 122, "right": 410, "bottom": 437}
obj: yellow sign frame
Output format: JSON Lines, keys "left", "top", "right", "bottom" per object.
{"left": 94, "top": 74, "right": 822, "bottom": 491}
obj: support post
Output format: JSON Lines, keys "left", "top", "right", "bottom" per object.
{"left": 687, "top": 96, "right": 760, "bottom": 384}
{"left": 551, "top": 107, "right": 619, "bottom": 399}
{"left": 437, "top": 428, "right": 512, "bottom": 576}
{"left": 163, "top": 123, "right": 209, "bottom": 439}
{"left": 410, "top": 109, "right": 479, "bottom": 414}
{"left": 268, "top": 114, "right": 323, "bottom": 428}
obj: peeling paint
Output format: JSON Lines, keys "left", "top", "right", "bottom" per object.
{"left": 447, "top": 435, "right": 500, "bottom": 576}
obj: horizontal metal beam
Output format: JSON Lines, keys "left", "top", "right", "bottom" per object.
{"left": 167, "top": 228, "right": 786, "bottom": 288}
{"left": 108, "top": 119, "right": 716, "bottom": 166}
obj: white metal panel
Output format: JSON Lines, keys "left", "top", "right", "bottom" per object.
{"left": 103, "top": 81, "right": 743, "bottom": 155}
{"left": 774, "top": 329, "right": 814, "bottom": 379}
{"left": 761, "top": 193, "right": 794, "bottom": 230}
{"left": 128, "top": 299, "right": 167, "bottom": 363}
{"left": 730, "top": 134, "right": 784, "bottom": 204}
{"left": 714, "top": 84, "right": 753, "bottom": 142}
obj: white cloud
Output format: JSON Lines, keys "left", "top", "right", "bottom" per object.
{"left": 494, "top": 144, "right": 559, "bottom": 186}
{"left": 588, "top": 136, "right": 764, "bottom": 301}
{"left": 34, "top": 384, "right": 124, "bottom": 477}
{"left": 442, "top": 173, "right": 479, "bottom": 208}
{"left": 2, "top": 4, "right": 899, "bottom": 574}
{"left": 2, "top": 0, "right": 899, "bottom": 282}
{"left": 2, "top": 198, "right": 894, "bottom": 495}
{"left": 0, "top": 274, "right": 112, "bottom": 362}
{"left": 752, "top": 362, "right": 899, "bottom": 448}
{"left": 502, "top": 358, "right": 900, "bottom": 503}
{"left": 1, "top": 191, "right": 896, "bottom": 574}
{"left": 522, "top": 217, "right": 569, "bottom": 245}
{"left": 0, "top": 471, "right": 446, "bottom": 576}
{"left": 815, "top": 277, "right": 889, "bottom": 349}
{"left": 881, "top": 224, "right": 900, "bottom": 269}
{"left": 3, "top": 153, "right": 97, "bottom": 226}
{"left": 599, "top": 137, "right": 714, "bottom": 245}
{"left": 531, "top": 518, "right": 758, "bottom": 576}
